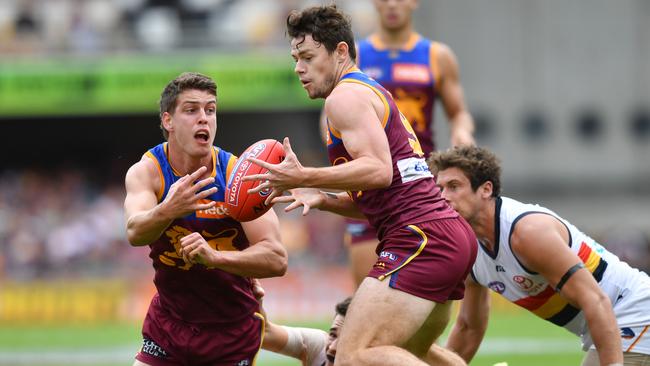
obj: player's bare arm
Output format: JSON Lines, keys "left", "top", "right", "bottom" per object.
{"left": 180, "top": 207, "right": 287, "bottom": 278}
{"left": 511, "top": 214, "right": 624, "bottom": 366}
{"left": 245, "top": 85, "right": 392, "bottom": 202}
{"left": 445, "top": 277, "right": 491, "bottom": 363}
{"left": 273, "top": 188, "right": 365, "bottom": 219}
{"left": 437, "top": 43, "right": 475, "bottom": 147}
{"left": 124, "top": 159, "right": 217, "bottom": 246}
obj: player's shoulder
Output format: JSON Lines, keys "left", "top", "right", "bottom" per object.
{"left": 326, "top": 82, "right": 373, "bottom": 110}
{"left": 125, "top": 154, "right": 160, "bottom": 187}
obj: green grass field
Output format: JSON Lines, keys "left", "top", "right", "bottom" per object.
{"left": 0, "top": 308, "right": 583, "bottom": 366}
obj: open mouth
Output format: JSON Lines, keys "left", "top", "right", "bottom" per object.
{"left": 195, "top": 131, "right": 209, "bottom": 143}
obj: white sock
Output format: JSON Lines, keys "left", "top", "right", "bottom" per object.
{"left": 279, "top": 326, "right": 328, "bottom": 366}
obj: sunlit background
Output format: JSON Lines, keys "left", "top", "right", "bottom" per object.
{"left": 0, "top": 0, "right": 648, "bottom": 365}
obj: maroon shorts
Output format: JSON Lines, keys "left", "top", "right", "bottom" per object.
{"left": 344, "top": 218, "right": 378, "bottom": 245}
{"left": 135, "top": 296, "right": 264, "bottom": 366}
{"left": 368, "top": 217, "right": 478, "bottom": 303}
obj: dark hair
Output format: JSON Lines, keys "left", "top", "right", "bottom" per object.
{"left": 335, "top": 296, "right": 352, "bottom": 317}
{"left": 158, "top": 72, "right": 217, "bottom": 140}
{"left": 286, "top": 5, "right": 356, "bottom": 61}
{"left": 428, "top": 146, "right": 502, "bottom": 197}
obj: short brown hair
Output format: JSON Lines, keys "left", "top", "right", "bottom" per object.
{"left": 335, "top": 297, "right": 352, "bottom": 317}
{"left": 286, "top": 5, "right": 356, "bottom": 62}
{"left": 428, "top": 146, "right": 502, "bottom": 197}
{"left": 158, "top": 72, "right": 217, "bottom": 140}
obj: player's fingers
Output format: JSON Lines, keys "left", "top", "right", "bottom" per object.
{"left": 195, "top": 187, "right": 218, "bottom": 200}
{"left": 264, "top": 189, "right": 282, "bottom": 206}
{"left": 284, "top": 200, "right": 303, "bottom": 213}
{"left": 193, "top": 177, "right": 215, "bottom": 191}
{"left": 247, "top": 157, "right": 272, "bottom": 170}
{"left": 302, "top": 203, "right": 311, "bottom": 216}
{"left": 242, "top": 172, "right": 272, "bottom": 182}
{"left": 189, "top": 166, "right": 208, "bottom": 180}
{"left": 247, "top": 181, "right": 268, "bottom": 195}
{"left": 271, "top": 195, "right": 295, "bottom": 204}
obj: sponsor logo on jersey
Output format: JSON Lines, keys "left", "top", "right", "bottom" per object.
{"left": 392, "top": 63, "right": 431, "bottom": 83}
{"left": 488, "top": 281, "right": 506, "bottom": 294}
{"left": 621, "top": 327, "right": 636, "bottom": 339}
{"left": 397, "top": 157, "right": 433, "bottom": 183}
{"left": 196, "top": 200, "right": 229, "bottom": 219}
{"left": 141, "top": 338, "right": 168, "bottom": 358}
{"left": 512, "top": 275, "right": 545, "bottom": 294}
{"left": 495, "top": 265, "right": 506, "bottom": 273}
{"left": 379, "top": 251, "right": 397, "bottom": 261}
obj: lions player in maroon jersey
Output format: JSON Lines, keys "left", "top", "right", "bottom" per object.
{"left": 124, "top": 72, "right": 288, "bottom": 366}
{"left": 246, "top": 5, "right": 476, "bottom": 366}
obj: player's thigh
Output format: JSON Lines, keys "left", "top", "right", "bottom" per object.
{"left": 347, "top": 239, "right": 379, "bottom": 286}
{"left": 404, "top": 300, "right": 453, "bottom": 356}
{"left": 337, "top": 277, "right": 438, "bottom": 357}
{"left": 133, "top": 360, "right": 151, "bottom": 366}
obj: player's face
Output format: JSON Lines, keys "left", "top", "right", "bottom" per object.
{"left": 324, "top": 314, "right": 345, "bottom": 366}
{"left": 436, "top": 167, "right": 483, "bottom": 224}
{"left": 373, "top": 0, "right": 417, "bottom": 31}
{"left": 165, "top": 89, "right": 217, "bottom": 157}
{"left": 291, "top": 34, "right": 338, "bottom": 99}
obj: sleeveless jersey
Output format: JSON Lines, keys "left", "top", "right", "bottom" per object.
{"left": 358, "top": 33, "right": 439, "bottom": 155}
{"left": 144, "top": 143, "right": 258, "bottom": 324}
{"left": 471, "top": 196, "right": 650, "bottom": 349}
{"left": 326, "top": 69, "right": 456, "bottom": 242}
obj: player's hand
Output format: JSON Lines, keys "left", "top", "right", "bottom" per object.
{"left": 179, "top": 232, "right": 217, "bottom": 267}
{"left": 272, "top": 188, "right": 324, "bottom": 216}
{"left": 244, "top": 137, "right": 305, "bottom": 205}
{"left": 160, "top": 166, "right": 217, "bottom": 218}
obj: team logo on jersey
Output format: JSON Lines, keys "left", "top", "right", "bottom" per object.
{"left": 392, "top": 63, "right": 431, "bottom": 83}
{"left": 620, "top": 327, "right": 636, "bottom": 339}
{"left": 488, "top": 281, "right": 506, "bottom": 294}
{"left": 513, "top": 275, "right": 534, "bottom": 290}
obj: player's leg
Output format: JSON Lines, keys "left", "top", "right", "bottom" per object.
{"left": 423, "top": 344, "right": 467, "bottom": 366}
{"left": 133, "top": 361, "right": 152, "bottom": 366}
{"left": 346, "top": 238, "right": 379, "bottom": 287}
{"left": 334, "top": 277, "right": 446, "bottom": 366}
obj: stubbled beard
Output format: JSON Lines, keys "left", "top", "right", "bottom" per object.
{"left": 312, "top": 74, "right": 337, "bottom": 99}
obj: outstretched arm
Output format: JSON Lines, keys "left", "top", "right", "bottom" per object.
{"left": 445, "top": 277, "right": 490, "bottom": 362}
{"left": 512, "top": 214, "right": 623, "bottom": 366}
{"left": 436, "top": 43, "right": 475, "bottom": 147}
{"left": 272, "top": 188, "right": 365, "bottom": 219}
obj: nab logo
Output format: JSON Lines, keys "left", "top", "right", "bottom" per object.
{"left": 495, "top": 265, "right": 505, "bottom": 273}
{"left": 379, "top": 251, "right": 397, "bottom": 261}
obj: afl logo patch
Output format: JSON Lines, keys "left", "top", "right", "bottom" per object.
{"left": 488, "top": 281, "right": 506, "bottom": 294}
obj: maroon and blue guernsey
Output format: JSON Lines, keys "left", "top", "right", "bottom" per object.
{"left": 143, "top": 142, "right": 257, "bottom": 325}
{"left": 326, "top": 68, "right": 457, "bottom": 243}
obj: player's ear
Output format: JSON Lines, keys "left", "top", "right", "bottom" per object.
{"left": 336, "top": 41, "right": 349, "bottom": 62}
{"left": 162, "top": 111, "right": 173, "bottom": 132}
{"left": 479, "top": 181, "right": 493, "bottom": 199}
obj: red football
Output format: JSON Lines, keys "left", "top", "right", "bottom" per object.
{"left": 225, "top": 139, "right": 285, "bottom": 222}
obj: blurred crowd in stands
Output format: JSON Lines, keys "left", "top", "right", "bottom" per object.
{"left": 0, "top": 0, "right": 374, "bottom": 55}
{"left": 0, "top": 168, "right": 648, "bottom": 281}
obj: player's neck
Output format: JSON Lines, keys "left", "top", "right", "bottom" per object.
{"left": 473, "top": 200, "right": 497, "bottom": 251}
{"left": 377, "top": 25, "right": 414, "bottom": 49}
{"left": 167, "top": 143, "right": 213, "bottom": 177}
